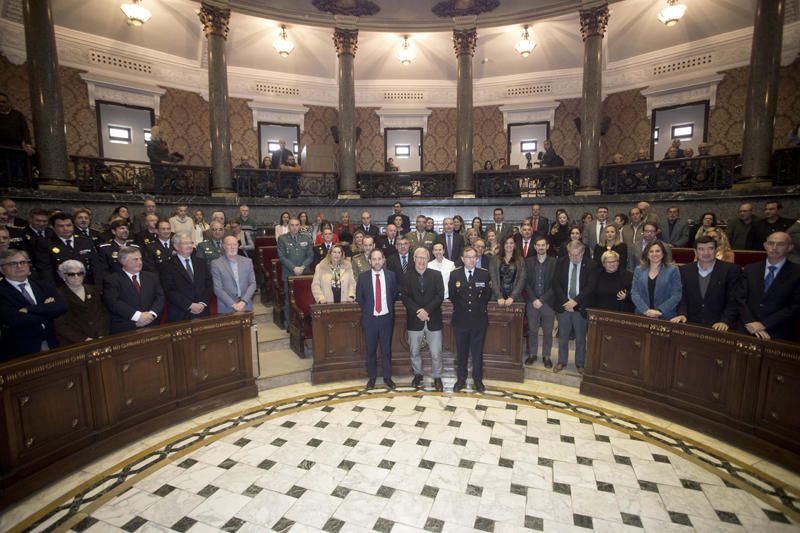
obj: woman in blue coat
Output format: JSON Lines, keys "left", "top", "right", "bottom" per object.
{"left": 631, "top": 241, "right": 682, "bottom": 319}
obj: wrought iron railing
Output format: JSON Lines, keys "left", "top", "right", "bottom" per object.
{"left": 599, "top": 154, "right": 740, "bottom": 194}
{"left": 358, "top": 171, "right": 455, "bottom": 198}
{"left": 474, "top": 167, "right": 580, "bottom": 197}
{"left": 69, "top": 156, "right": 211, "bottom": 196}
{"left": 0, "top": 146, "right": 34, "bottom": 189}
{"left": 772, "top": 147, "right": 800, "bottom": 186}
{"left": 233, "top": 168, "right": 338, "bottom": 198}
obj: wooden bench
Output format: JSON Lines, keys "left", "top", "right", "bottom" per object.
{"left": 256, "top": 235, "right": 276, "bottom": 248}
{"left": 671, "top": 247, "right": 696, "bottom": 265}
{"left": 288, "top": 275, "right": 315, "bottom": 357}
{"left": 271, "top": 258, "right": 285, "bottom": 328}
{"left": 258, "top": 245, "right": 278, "bottom": 304}
{"left": 734, "top": 249, "right": 767, "bottom": 268}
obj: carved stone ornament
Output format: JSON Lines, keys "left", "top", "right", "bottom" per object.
{"left": 312, "top": 0, "right": 379, "bottom": 17}
{"left": 432, "top": 0, "right": 500, "bottom": 18}
{"left": 199, "top": 3, "right": 231, "bottom": 39}
{"left": 452, "top": 28, "right": 477, "bottom": 57}
{"left": 333, "top": 28, "right": 359, "bottom": 57}
{"left": 579, "top": 3, "right": 610, "bottom": 41}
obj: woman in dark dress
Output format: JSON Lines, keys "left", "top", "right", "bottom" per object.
{"left": 489, "top": 236, "right": 527, "bottom": 306}
{"left": 593, "top": 224, "right": 628, "bottom": 269}
{"left": 558, "top": 226, "right": 583, "bottom": 259}
{"left": 54, "top": 260, "right": 110, "bottom": 345}
{"left": 549, "top": 210, "right": 571, "bottom": 251}
{"left": 593, "top": 250, "right": 634, "bottom": 312}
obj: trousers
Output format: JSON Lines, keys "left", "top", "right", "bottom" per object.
{"left": 408, "top": 325, "right": 443, "bottom": 378}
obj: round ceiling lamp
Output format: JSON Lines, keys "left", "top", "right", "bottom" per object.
{"left": 274, "top": 25, "right": 295, "bottom": 57}
{"left": 514, "top": 25, "right": 535, "bottom": 58}
{"left": 120, "top": 0, "right": 151, "bottom": 26}
{"left": 397, "top": 36, "right": 416, "bottom": 66}
{"left": 658, "top": 0, "right": 688, "bottom": 27}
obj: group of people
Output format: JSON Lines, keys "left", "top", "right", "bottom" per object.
{"left": 275, "top": 200, "right": 799, "bottom": 391}
{"left": 0, "top": 197, "right": 262, "bottom": 358}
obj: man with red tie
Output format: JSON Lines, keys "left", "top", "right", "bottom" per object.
{"left": 518, "top": 223, "right": 536, "bottom": 259}
{"left": 356, "top": 248, "right": 398, "bottom": 390}
{"left": 530, "top": 204, "right": 550, "bottom": 239}
{"left": 103, "top": 246, "right": 164, "bottom": 334}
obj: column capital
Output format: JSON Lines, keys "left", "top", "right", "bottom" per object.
{"left": 452, "top": 28, "right": 477, "bottom": 57}
{"left": 333, "top": 28, "right": 359, "bottom": 57}
{"left": 579, "top": 3, "right": 610, "bottom": 41}
{"left": 199, "top": 2, "right": 231, "bottom": 40}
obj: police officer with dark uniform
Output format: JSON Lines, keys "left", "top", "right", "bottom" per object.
{"left": 34, "top": 212, "right": 106, "bottom": 286}
{"left": 449, "top": 245, "right": 492, "bottom": 393}
{"left": 73, "top": 208, "right": 102, "bottom": 248}
{"left": 98, "top": 220, "right": 140, "bottom": 275}
{"left": 143, "top": 219, "right": 174, "bottom": 271}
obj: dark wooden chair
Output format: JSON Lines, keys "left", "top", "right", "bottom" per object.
{"left": 256, "top": 235, "right": 276, "bottom": 248}
{"left": 271, "top": 258, "right": 285, "bottom": 328}
{"left": 258, "top": 245, "right": 278, "bottom": 304}
{"left": 734, "top": 250, "right": 767, "bottom": 268}
{"left": 671, "top": 247, "right": 696, "bottom": 265}
{"left": 288, "top": 275, "right": 315, "bottom": 357}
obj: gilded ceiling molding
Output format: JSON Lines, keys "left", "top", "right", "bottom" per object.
{"left": 198, "top": 3, "right": 231, "bottom": 40}
{"left": 452, "top": 28, "right": 477, "bottom": 57}
{"left": 579, "top": 3, "right": 610, "bottom": 41}
{"left": 432, "top": 0, "right": 500, "bottom": 18}
{"left": 312, "top": 0, "right": 379, "bottom": 17}
{"left": 333, "top": 28, "right": 359, "bottom": 57}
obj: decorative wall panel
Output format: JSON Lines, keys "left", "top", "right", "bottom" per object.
{"left": 423, "top": 108, "right": 457, "bottom": 171}
{"left": 473, "top": 105, "right": 506, "bottom": 169}
{"left": 230, "top": 97, "right": 258, "bottom": 167}
{"left": 356, "top": 107, "right": 382, "bottom": 172}
{"left": 601, "top": 88, "right": 651, "bottom": 164}
{"left": 550, "top": 98, "right": 581, "bottom": 167}
{"left": 156, "top": 89, "right": 211, "bottom": 166}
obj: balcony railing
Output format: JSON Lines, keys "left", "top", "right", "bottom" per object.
{"left": 772, "top": 147, "right": 800, "bottom": 186}
{"left": 70, "top": 156, "right": 211, "bottom": 196}
{"left": 358, "top": 171, "right": 455, "bottom": 198}
{"left": 475, "top": 167, "right": 580, "bottom": 197}
{"left": 233, "top": 168, "right": 338, "bottom": 198}
{"left": 0, "top": 146, "right": 34, "bottom": 189}
{"left": 599, "top": 154, "right": 740, "bottom": 194}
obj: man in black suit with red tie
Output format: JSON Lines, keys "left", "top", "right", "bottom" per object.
{"left": 159, "top": 233, "right": 212, "bottom": 322}
{"left": 518, "top": 223, "right": 537, "bottom": 260}
{"left": 103, "top": 246, "right": 164, "bottom": 334}
{"left": 356, "top": 249, "right": 398, "bottom": 390}
{"left": 736, "top": 232, "right": 800, "bottom": 341}
{"left": 529, "top": 204, "right": 550, "bottom": 239}
{"left": 0, "top": 249, "right": 67, "bottom": 358}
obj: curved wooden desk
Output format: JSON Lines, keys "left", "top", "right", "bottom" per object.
{"left": 0, "top": 313, "right": 257, "bottom": 506}
{"left": 583, "top": 309, "right": 800, "bottom": 471}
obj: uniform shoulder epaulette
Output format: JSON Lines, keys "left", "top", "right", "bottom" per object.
{"left": 99, "top": 243, "right": 112, "bottom": 247}
{"left": 476, "top": 266, "right": 488, "bottom": 271}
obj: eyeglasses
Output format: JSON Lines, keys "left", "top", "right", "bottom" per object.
{"left": 65, "top": 272, "right": 85, "bottom": 277}
{"left": 1, "top": 260, "right": 30, "bottom": 268}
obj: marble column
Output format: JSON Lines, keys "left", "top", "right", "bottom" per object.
{"left": 334, "top": 28, "right": 359, "bottom": 198}
{"left": 453, "top": 28, "right": 477, "bottom": 198}
{"left": 576, "top": 4, "right": 609, "bottom": 196}
{"left": 199, "top": 3, "right": 234, "bottom": 196}
{"left": 739, "top": 0, "right": 785, "bottom": 185}
{"left": 22, "top": 0, "right": 73, "bottom": 190}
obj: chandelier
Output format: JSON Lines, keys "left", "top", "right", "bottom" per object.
{"left": 397, "top": 36, "right": 416, "bottom": 66}
{"left": 514, "top": 25, "right": 535, "bottom": 58}
{"left": 658, "top": 0, "right": 688, "bottom": 27}
{"left": 120, "top": 0, "right": 151, "bottom": 26}
{"left": 273, "top": 25, "right": 295, "bottom": 57}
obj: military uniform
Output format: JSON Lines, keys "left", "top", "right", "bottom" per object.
{"left": 351, "top": 253, "right": 370, "bottom": 286}
{"left": 406, "top": 231, "right": 436, "bottom": 253}
{"left": 145, "top": 239, "right": 175, "bottom": 271}
{"left": 7, "top": 226, "right": 26, "bottom": 251}
{"left": 73, "top": 227, "right": 102, "bottom": 248}
{"left": 134, "top": 229, "right": 158, "bottom": 248}
{"left": 98, "top": 240, "right": 141, "bottom": 276}
{"left": 313, "top": 242, "right": 333, "bottom": 268}
{"left": 448, "top": 266, "right": 492, "bottom": 388}
{"left": 34, "top": 235, "right": 106, "bottom": 286}
{"left": 277, "top": 231, "right": 314, "bottom": 329}
{"left": 196, "top": 239, "right": 225, "bottom": 262}
{"left": 22, "top": 226, "right": 54, "bottom": 256}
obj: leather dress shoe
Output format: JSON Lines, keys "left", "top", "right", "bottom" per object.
{"left": 434, "top": 378, "right": 444, "bottom": 392}
{"left": 473, "top": 379, "right": 486, "bottom": 393}
{"left": 366, "top": 378, "right": 376, "bottom": 390}
{"left": 543, "top": 358, "right": 553, "bottom": 369}
{"left": 411, "top": 374, "right": 423, "bottom": 387}
{"left": 524, "top": 355, "right": 537, "bottom": 366}
{"left": 384, "top": 378, "right": 397, "bottom": 389}
{"left": 453, "top": 380, "right": 466, "bottom": 392}
{"left": 553, "top": 362, "right": 565, "bottom": 373}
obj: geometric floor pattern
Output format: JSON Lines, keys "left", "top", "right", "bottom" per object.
{"left": 16, "top": 387, "right": 800, "bottom": 533}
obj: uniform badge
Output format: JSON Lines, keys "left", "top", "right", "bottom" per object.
{"left": 112, "top": 252, "right": 118, "bottom": 259}
{"left": 155, "top": 249, "right": 161, "bottom": 255}
{"left": 52, "top": 247, "right": 60, "bottom": 254}
{"left": 87, "top": 293, "right": 92, "bottom": 300}
{"left": 455, "top": 281, "right": 461, "bottom": 288}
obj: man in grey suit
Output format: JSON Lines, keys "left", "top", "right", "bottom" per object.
{"left": 211, "top": 236, "right": 257, "bottom": 314}
{"left": 582, "top": 206, "right": 610, "bottom": 259}
{"left": 663, "top": 207, "right": 689, "bottom": 248}
{"left": 628, "top": 222, "right": 672, "bottom": 272}
{"left": 621, "top": 207, "right": 645, "bottom": 270}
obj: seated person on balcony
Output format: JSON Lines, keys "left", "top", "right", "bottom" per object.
{"left": 99, "top": 220, "right": 140, "bottom": 275}
{"left": 752, "top": 200, "right": 795, "bottom": 247}
{"left": 161, "top": 233, "right": 212, "bottom": 322}
{"left": 539, "top": 140, "right": 564, "bottom": 167}
{"left": 683, "top": 147, "right": 694, "bottom": 158}
{"left": 483, "top": 160, "right": 494, "bottom": 170}
{"left": 235, "top": 158, "right": 253, "bottom": 169}
{"left": 0, "top": 91, "right": 34, "bottom": 156}
{"left": 631, "top": 241, "right": 682, "bottom": 320}
{"left": 269, "top": 139, "right": 294, "bottom": 169}
{"left": 146, "top": 126, "right": 181, "bottom": 190}
{"left": 525, "top": 152, "right": 534, "bottom": 169}
{"left": 168, "top": 204, "right": 194, "bottom": 236}
{"left": 737, "top": 231, "right": 800, "bottom": 341}
{"left": 260, "top": 155, "right": 272, "bottom": 169}
{"left": 497, "top": 158, "right": 508, "bottom": 169}
{"left": 280, "top": 153, "right": 301, "bottom": 171}
{"left": 633, "top": 148, "right": 650, "bottom": 162}
{"left": 664, "top": 139, "right": 685, "bottom": 158}
{"left": 311, "top": 244, "right": 355, "bottom": 304}
{"left": 54, "top": 259, "right": 109, "bottom": 345}
{"left": 212, "top": 236, "right": 257, "bottom": 314}
{"left": 697, "top": 142, "right": 711, "bottom": 156}
{"left": 661, "top": 146, "right": 682, "bottom": 162}
{"left": 385, "top": 157, "right": 400, "bottom": 171}
{"left": 103, "top": 246, "right": 164, "bottom": 334}
{"left": 610, "top": 153, "right": 624, "bottom": 164}
{"left": 0, "top": 249, "right": 67, "bottom": 358}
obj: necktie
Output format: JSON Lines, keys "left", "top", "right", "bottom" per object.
{"left": 496, "top": 224, "right": 500, "bottom": 233}
{"left": 764, "top": 265, "right": 777, "bottom": 293}
{"left": 37, "top": 230, "right": 44, "bottom": 238}
{"left": 523, "top": 241, "right": 529, "bottom": 257}
{"left": 185, "top": 258, "right": 194, "bottom": 281}
{"left": 401, "top": 255, "right": 407, "bottom": 272}
{"left": 447, "top": 234, "right": 452, "bottom": 257}
{"left": 374, "top": 273, "right": 382, "bottom": 313}
{"left": 568, "top": 263, "right": 578, "bottom": 299}
{"left": 18, "top": 282, "right": 36, "bottom": 305}
{"left": 215, "top": 240, "right": 221, "bottom": 250}
{"left": 131, "top": 274, "right": 141, "bottom": 295}
{"left": 467, "top": 270, "right": 472, "bottom": 283}
{"left": 599, "top": 221, "right": 605, "bottom": 237}
{"left": 65, "top": 239, "right": 73, "bottom": 249}
{"left": 533, "top": 218, "right": 538, "bottom": 231}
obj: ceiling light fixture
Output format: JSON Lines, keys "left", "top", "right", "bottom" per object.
{"left": 120, "top": 0, "right": 151, "bottom": 26}
{"left": 514, "top": 25, "right": 535, "bottom": 58}
{"left": 657, "top": 0, "right": 688, "bottom": 27}
{"left": 397, "top": 36, "right": 416, "bottom": 66}
{"left": 273, "top": 25, "right": 295, "bottom": 57}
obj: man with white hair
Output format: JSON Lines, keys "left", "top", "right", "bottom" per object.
{"left": 637, "top": 201, "right": 659, "bottom": 227}
{"left": 103, "top": 246, "right": 164, "bottom": 333}
{"left": 160, "top": 232, "right": 212, "bottom": 322}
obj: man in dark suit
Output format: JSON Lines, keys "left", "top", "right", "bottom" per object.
{"left": 386, "top": 237, "right": 412, "bottom": 279}
{"left": 663, "top": 206, "right": 689, "bottom": 249}
{"left": 133, "top": 213, "right": 159, "bottom": 248}
{"left": 21, "top": 209, "right": 53, "bottom": 255}
{"left": 671, "top": 236, "right": 740, "bottom": 330}
{"left": 103, "top": 246, "right": 164, "bottom": 334}
{"left": 456, "top": 239, "right": 491, "bottom": 270}
{"left": 524, "top": 236, "right": 557, "bottom": 367}
{"left": 377, "top": 224, "right": 399, "bottom": 259}
{"left": 72, "top": 208, "right": 102, "bottom": 247}
{"left": 553, "top": 241, "right": 597, "bottom": 374}
{"left": 160, "top": 233, "right": 212, "bottom": 322}
{"left": 489, "top": 208, "right": 513, "bottom": 242}
{"left": 518, "top": 223, "right": 537, "bottom": 260}
{"left": 449, "top": 246, "right": 492, "bottom": 393}
{"left": 357, "top": 211, "right": 380, "bottom": 239}
{"left": 400, "top": 247, "right": 445, "bottom": 391}
{"left": 34, "top": 212, "right": 105, "bottom": 286}
{"left": 356, "top": 249, "right": 398, "bottom": 390}
{"left": 269, "top": 139, "right": 294, "bottom": 169}
{"left": 529, "top": 204, "right": 550, "bottom": 239}
{"left": 434, "top": 217, "right": 464, "bottom": 262}
{"left": 386, "top": 202, "right": 411, "bottom": 234}
{"left": 0, "top": 249, "right": 67, "bottom": 358}
{"left": 582, "top": 207, "right": 611, "bottom": 259}
{"left": 98, "top": 220, "right": 142, "bottom": 276}
{"left": 144, "top": 219, "right": 174, "bottom": 271}
{"left": 736, "top": 231, "right": 800, "bottom": 341}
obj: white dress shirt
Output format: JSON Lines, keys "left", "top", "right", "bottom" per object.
{"left": 428, "top": 258, "right": 455, "bottom": 299}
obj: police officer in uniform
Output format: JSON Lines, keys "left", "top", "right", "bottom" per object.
{"left": 34, "top": 212, "right": 105, "bottom": 286}
{"left": 98, "top": 220, "right": 140, "bottom": 276}
{"left": 196, "top": 222, "right": 227, "bottom": 262}
{"left": 449, "top": 245, "right": 492, "bottom": 393}
{"left": 277, "top": 217, "right": 313, "bottom": 329}
{"left": 144, "top": 220, "right": 174, "bottom": 271}
{"left": 72, "top": 208, "right": 102, "bottom": 248}
{"left": 134, "top": 213, "right": 159, "bottom": 248}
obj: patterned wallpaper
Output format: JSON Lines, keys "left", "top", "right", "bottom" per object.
{"left": 473, "top": 105, "right": 506, "bottom": 169}
{"left": 423, "top": 108, "right": 457, "bottom": 171}
{"left": 601, "top": 88, "right": 650, "bottom": 163}
{"left": 775, "top": 58, "right": 800, "bottom": 149}
{"left": 301, "top": 105, "right": 338, "bottom": 149}
{"left": 550, "top": 98, "right": 581, "bottom": 167}
{"left": 356, "top": 107, "right": 382, "bottom": 171}
{"left": 156, "top": 89, "right": 210, "bottom": 166}
{"left": 230, "top": 97, "right": 258, "bottom": 167}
